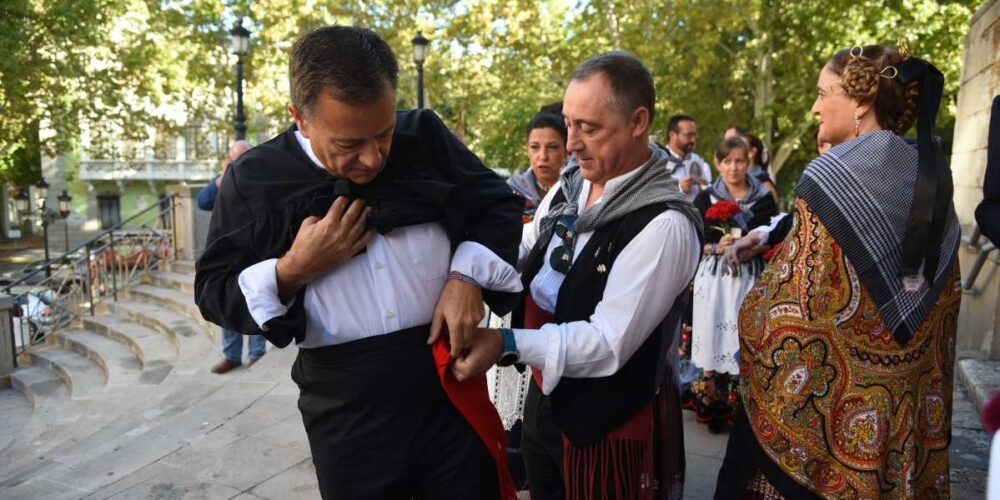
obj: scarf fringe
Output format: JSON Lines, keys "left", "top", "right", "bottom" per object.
{"left": 563, "top": 436, "right": 654, "bottom": 500}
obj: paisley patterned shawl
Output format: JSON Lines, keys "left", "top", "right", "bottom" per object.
{"left": 737, "top": 198, "right": 960, "bottom": 499}
{"left": 794, "top": 131, "right": 960, "bottom": 347}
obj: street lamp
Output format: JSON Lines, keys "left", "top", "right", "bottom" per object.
{"left": 14, "top": 189, "right": 29, "bottom": 215}
{"left": 230, "top": 20, "right": 251, "bottom": 140}
{"left": 35, "top": 178, "right": 52, "bottom": 277}
{"left": 58, "top": 190, "right": 72, "bottom": 253}
{"left": 411, "top": 31, "right": 430, "bottom": 109}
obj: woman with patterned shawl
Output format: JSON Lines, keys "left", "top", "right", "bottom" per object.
{"left": 713, "top": 44, "right": 961, "bottom": 499}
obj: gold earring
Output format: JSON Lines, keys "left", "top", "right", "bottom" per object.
{"left": 854, "top": 115, "right": 861, "bottom": 137}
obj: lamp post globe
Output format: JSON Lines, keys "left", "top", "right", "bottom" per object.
{"left": 411, "top": 32, "right": 430, "bottom": 109}
{"left": 58, "top": 190, "right": 72, "bottom": 219}
{"left": 14, "top": 189, "right": 29, "bottom": 214}
{"left": 35, "top": 177, "right": 49, "bottom": 210}
{"left": 230, "top": 20, "right": 251, "bottom": 140}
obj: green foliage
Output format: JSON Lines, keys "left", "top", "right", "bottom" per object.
{"left": 0, "top": 0, "right": 979, "bottom": 190}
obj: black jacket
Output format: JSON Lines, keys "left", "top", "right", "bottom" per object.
{"left": 194, "top": 109, "right": 522, "bottom": 347}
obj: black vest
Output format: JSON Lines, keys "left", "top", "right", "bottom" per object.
{"left": 521, "top": 194, "right": 689, "bottom": 445}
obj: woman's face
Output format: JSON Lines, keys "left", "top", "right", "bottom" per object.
{"left": 717, "top": 148, "right": 750, "bottom": 188}
{"left": 811, "top": 65, "right": 858, "bottom": 147}
{"left": 527, "top": 127, "right": 567, "bottom": 185}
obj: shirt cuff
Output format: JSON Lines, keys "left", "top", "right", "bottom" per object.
{"left": 237, "top": 259, "right": 296, "bottom": 331}
{"left": 450, "top": 241, "right": 523, "bottom": 293}
{"left": 513, "top": 326, "right": 563, "bottom": 395}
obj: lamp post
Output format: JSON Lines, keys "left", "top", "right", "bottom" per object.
{"left": 35, "top": 178, "right": 51, "bottom": 277}
{"left": 58, "top": 190, "right": 72, "bottom": 253}
{"left": 411, "top": 32, "right": 430, "bottom": 109}
{"left": 230, "top": 20, "right": 251, "bottom": 140}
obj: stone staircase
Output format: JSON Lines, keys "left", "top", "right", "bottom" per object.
{"left": 0, "top": 261, "right": 316, "bottom": 500}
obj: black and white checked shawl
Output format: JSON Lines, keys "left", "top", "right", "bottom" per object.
{"left": 535, "top": 145, "right": 703, "bottom": 257}
{"left": 795, "top": 130, "right": 960, "bottom": 346}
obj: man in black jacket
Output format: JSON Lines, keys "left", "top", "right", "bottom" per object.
{"left": 194, "top": 26, "right": 523, "bottom": 500}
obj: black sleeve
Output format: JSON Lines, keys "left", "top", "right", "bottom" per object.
{"left": 765, "top": 214, "right": 794, "bottom": 246}
{"left": 414, "top": 111, "right": 524, "bottom": 314}
{"left": 748, "top": 195, "right": 779, "bottom": 231}
{"left": 193, "top": 158, "right": 304, "bottom": 348}
{"left": 976, "top": 95, "right": 1000, "bottom": 246}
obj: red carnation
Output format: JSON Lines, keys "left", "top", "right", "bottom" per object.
{"left": 704, "top": 200, "right": 741, "bottom": 223}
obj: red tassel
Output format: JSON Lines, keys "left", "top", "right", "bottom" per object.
{"left": 562, "top": 404, "right": 655, "bottom": 500}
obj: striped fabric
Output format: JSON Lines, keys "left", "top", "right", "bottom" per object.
{"left": 795, "top": 130, "right": 959, "bottom": 345}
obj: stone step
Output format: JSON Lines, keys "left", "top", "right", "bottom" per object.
{"left": 57, "top": 329, "right": 144, "bottom": 387}
{"left": 80, "top": 315, "right": 176, "bottom": 384}
{"left": 105, "top": 300, "right": 215, "bottom": 374}
{"left": 147, "top": 271, "right": 194, "bottom": 294}
{"left": 124, "top": 284, "right": 214, "bottom": 337}
{"left": 169, "top": 260, "right": 197, "bottom": 276}
{"left": 24, "top": 347, "right": 106, "bottom": 399}
{"left": 9, "top": 365, "right": 69, "bottom": 409}
{"left": 957, "top": 358, "right": 1000, "bottom": 415}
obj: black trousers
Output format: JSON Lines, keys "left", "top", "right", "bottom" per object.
{"left": 521, "top": 379, "right": 566, "bottom": 500}
{"left": 291, "top": 325, "right": 499, "bottom": 500}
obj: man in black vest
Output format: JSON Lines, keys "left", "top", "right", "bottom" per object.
{"left": 194, "top": 26, "right": 524, "bottom": 500}
{"left": 454, "top": 52, "right": 702, "bottom": 499}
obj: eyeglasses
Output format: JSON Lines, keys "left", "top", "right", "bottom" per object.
{"left": 549, "top": 214, "right": 579, "bottom": 274}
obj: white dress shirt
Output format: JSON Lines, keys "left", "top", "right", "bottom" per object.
{"left": 514, "top": 168, "right": 701, "bottom": 395}
{"left": 665, "top": 146, "right": 713, "bottom": 202}
{"left": 237, "top": 132, "right": 523, "bottom": 348}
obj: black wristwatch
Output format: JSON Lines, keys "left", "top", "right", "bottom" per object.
{"left": 497, "top": 328, "right": 519, "bottom": 367}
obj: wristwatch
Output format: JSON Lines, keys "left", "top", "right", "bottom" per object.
{"left": 497, "top": 328, "right": 519, "bottom": 367}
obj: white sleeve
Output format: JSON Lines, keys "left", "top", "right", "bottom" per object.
{"left": 753, "top": 213, "right": 789, "bottom": 237}
{"left": 237, "top": 259, "right": 295, "bottom": 331}
{"left": 450, "top": 242, "right": 523, "bottom": 293}
{"left": 513, "top": 210, "right": 700, "bottom": 394}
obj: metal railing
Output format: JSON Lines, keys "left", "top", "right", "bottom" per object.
{"left": 3, "top": 195, "right": 178, "bottom": 361}
{"left": 961, "top": 225, "right": 999, "bottom": 296}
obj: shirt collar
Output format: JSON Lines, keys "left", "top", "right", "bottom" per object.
{"left": 293, "top": 130, "right": 327, "bottom": 170}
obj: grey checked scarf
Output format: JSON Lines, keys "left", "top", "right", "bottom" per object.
{"left": 795, "top": 130, "right": 960, "bottom": 346}
{"left": 537, "top": 145, "right": 703, "bottom": 259}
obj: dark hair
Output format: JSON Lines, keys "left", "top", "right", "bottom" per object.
{"left": 539, "top": 101, "right": 563, "bottom": 115}
{"left": 715, "top": 137, "right": 750, "bottom": 162}
{"left": 289, "top": 26, "right": 399, "bottom": 115}
{"left": 827, "top": 45, "right": 919, "bottom": 135}
{"left": 725, "top": 125, "right": 749, "bottom": 136}
{"left": 571, "top": 51, "right": 656, "bottom": 122}
{"left": 526, "top": 112, "right": 568, "bottom": 145}
{"left": 668, "top": 115, "right": 696, "bottom": 134}
{"left": 743, "top": 133, "right": 768, "bottom": 167}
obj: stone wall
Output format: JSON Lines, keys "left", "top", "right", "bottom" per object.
{"left": 952, "top": 0, "right": 1000, "bottom": 358}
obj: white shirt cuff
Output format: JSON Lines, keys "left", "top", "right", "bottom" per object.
{"left": 513, "top": 327, "right": 564, "bottom": 395}
{"left": 237, "top": 258, "right": 295, "bottom": 331}
{"left": 450, "top": 241, "right": 523, "bottom": 293}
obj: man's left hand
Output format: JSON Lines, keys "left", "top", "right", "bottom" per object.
{"left": 428, "top": 277, "right": 485, "bottom": 357}
{"left": 452, "top": 328, "right": 503, "bottom": 382}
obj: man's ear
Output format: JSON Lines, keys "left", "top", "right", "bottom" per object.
{"left": 289, "top": 104, "right": 311, "bottom": 138}
{"left": 631, "top": 107, "right": 651, "bottom": 139}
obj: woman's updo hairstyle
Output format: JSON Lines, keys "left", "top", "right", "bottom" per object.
{"left": 827, "top": 44, "right": 920, "bottom": 135}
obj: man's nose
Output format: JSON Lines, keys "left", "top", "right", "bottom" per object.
{"left": 357, "top": 140, "right": 383, "bottom": 169}
{"left": 567, "top": 128, "right": 584, "bottom": 154}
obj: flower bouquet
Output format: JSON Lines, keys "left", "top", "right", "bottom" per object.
{"left": 704, "top": 200, "right": 749, "bottom": 276}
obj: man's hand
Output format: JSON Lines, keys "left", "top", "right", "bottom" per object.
{"left": 428, "top": 277, "right": 484, "bottom": 358}
{"left": 275, "top": 197, "right": 374, "bottom": 299}
{"left": 679, "top": 176, "right": 694, "bottom": 194}
{"left": 451, "top": 328, "right": 503, "bottom": 382}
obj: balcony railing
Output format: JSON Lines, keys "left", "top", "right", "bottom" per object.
{"left": 79, "top": 159, "right": 217, "bottom": 182}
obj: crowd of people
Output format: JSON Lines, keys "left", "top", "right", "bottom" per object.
{"left": 192, "top": 24, "right": 979, "bottom": 500}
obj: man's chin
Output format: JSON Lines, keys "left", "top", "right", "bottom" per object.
{"left": 347, "top": 171, "right": 380, "bottom": 184}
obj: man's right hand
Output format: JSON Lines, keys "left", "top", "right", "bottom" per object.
{"left": 275, "top": 197, "right": 375, "bottom": 299}
{"left": 679, "top": 176, "right": 694, "bottom": 194}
